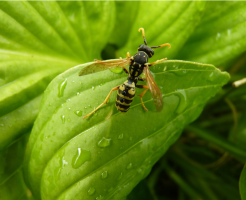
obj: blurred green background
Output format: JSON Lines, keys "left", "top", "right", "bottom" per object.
{"left": 0, "top": 1, "right": 246, "bottom": 200}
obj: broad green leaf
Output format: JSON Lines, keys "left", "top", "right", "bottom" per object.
{"left": 108, "top": 1, "right": 140, "bottom": 48}
{"left": 24, "top": 60, "right": 229, "bottom": 199}
{"left": 118, "top": 1, "right": 206, "bottom": 61}
{"left": 0, "top": 1, "right": 115, "bottom": 151}
{"left": 240, "top": 165, "right": 246, "bottom": 200}
{"left": 0, "top": 133, "right": 32, "bottom": 200}
{"left": 0, "top": 133, "right": 28, "bottom": 185}
{"left": 177, "top": 2, "right": 246, "bottom": 67}
{"left": 0, "top": 170, "right": 28, "bottom": 200}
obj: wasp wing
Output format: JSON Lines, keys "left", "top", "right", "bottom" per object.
{"left": 79, "top": 58, "right": 131, "bottom": 76}
{"left": 144, "top": 65, "right": 163, "bottom": 112}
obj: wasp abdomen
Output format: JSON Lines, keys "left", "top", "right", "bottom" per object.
{"left": 116, "top": 80, "right": 135, "bottom": 112}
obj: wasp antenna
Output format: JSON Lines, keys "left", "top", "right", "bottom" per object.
{"left": 138, "top": 28, "right": 148, "bottom": 46}
{"left": 151, "top": 43, "right": 171, "bottom": 49}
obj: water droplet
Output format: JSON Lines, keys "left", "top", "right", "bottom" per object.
{"left": 96, "top": 195, "right": 103, "bottom": 200}
{"left": 172, "top": 70, "right": 188, "bottom": 76}
{"left": 172, "top": 65, "right": 179, "bottom": 69}
{"left": 0, "top": 124, "right": 4, "bottom": 127}
{"left": 117, "top": 172, "right": 123, "bottom": 180}
{"left": 208, "top": 72, "right": 215, "bottom": 82}
{"left": 92, "top": 86, "right": 95, "bottom": 90}
{"left": 87, "top": 187, "right": 95, "bottom": 195}
{"left": 58, "top": 79, "right": 67, "bottom": 97}
{"left": 118, "top": 134, "right": 124, "bottom": 140}
{"left": 175, "top": 90, "right": 187, "bottom": 114}
{"left": 97, "top": 137, "right": 111, "bottom": 148}
{"left": 129, "top": 137, "right": 132, "bottom": 141}
{"left": 74, "top": 110, "right": 83, "bottom": 117}
{"left": 216, "top": 32, "right": 221, "bottom": 40}
{"left": 61, "top": 115, "right": 65, "bottom": 124}
{"left": 101, "top": 171, "right": 108, "bottom": 179}
{"left": 227, "top": 29, "right": 231, "bottom": 36}
{"left": 107, "top": 186, "right": 113, "bottom": 193}
{"left": 77, "top": 92, "right": 80, "bottom": 96}
{"left": 126, "top": 163, "right": 132, "bottom": 169}
{"left": 72, "top": 148, "right": 91, "bottom": 169}
{"left": 67, "top": 118, "right": 71, "bottom": 122}
{"left": 62, "top": 158, "right": 68, "bottom": 167}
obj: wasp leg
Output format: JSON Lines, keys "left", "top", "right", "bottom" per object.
{"left": 122, "top": 66, "right": 129, "bottom": 74}
{"left": 83, "top": 85, "right": 120, "bottom": 119}
{"left": 147, "top": 58, "right": 167, "bottom": 66}
{"left": 136, "top": 85, "right": 149, "bottom": 111}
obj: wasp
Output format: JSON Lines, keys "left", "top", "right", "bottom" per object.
{"left": 79, "top": 28, "right": 171, "bottom": 119}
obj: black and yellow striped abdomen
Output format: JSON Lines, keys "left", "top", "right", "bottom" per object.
{"left": 116, "top": 80, "right": 135, "bottom": 112}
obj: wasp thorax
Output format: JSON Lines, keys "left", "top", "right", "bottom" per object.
{"left": 138, "top": 44, "right": 154, "bottom": 58}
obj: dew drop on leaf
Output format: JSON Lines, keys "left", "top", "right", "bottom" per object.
{"left": 96, "top": 195, "right": 103, "bottom": 200}
{"left": 117, "top": 172, "right": 123, "bottom": 180}
{"left": 208, "top": 71, "right": 216, "bottom": 82}
{"left": 118, "top": 134, "right": 124, "bottom": 139}
{"left": 74, "top": 110, "right": 83, "bottom": 117}
{"left": 97, "top": 137, "right": 111, "bottom": 148}
{"left": 87, "top": 187, "right": 96, "bottom": 196}
{"left": 61, "top": 115, "right": 65, "bottom": 124}
{"left": 107, "top": 186, "right": 114, "bottom": 193}
{"left": 126, "top": 163, "right": 132, "bottom": 169}
{"left": 72, "top": 148, "right": 91, "bottom": 169}
{"left": 58, "top": 79, "right": 67, "bottom": 97}
{"left": 172, "top": 70, "right": 188, "bottom": 76}
{"left": 175, "top": 90, "right": 187, "bottom": 114}
{"left": 101, "top": 171, "right": 108, "bottom": 179}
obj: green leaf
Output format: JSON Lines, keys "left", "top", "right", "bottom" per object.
{"left": 185, "top": 125, "right": 246, "bottom": 162}
{"left": 0, "top": 133, "right": 32, "bottom": 200}
{"left": 118, "top": 1, "right": 206, "bottom": 60}
{"left": 177, "top": 2, "right": 246, "bottom": 66}
{"left": 0, "top": 133, "right": 28, "bottom": 185}
{"left": 231, "top": 108, "right": 246, "bottom": 150}
{"left": 0, "top": 1, "right": 115, "bottom": 151}
{"left": 24, "top": 60, "right": 229, "bottom": 199}
{"left": 0, "top": 170, "right": 27, "bottom": 200}
{"left": 108, "top": 1, "right": 140, "bottom": 48}
{"left": 240, "top": 165, "right": 246, "bottom": 200}
{"left": 127, "top": 180, "right": 154, "bottom": 200}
